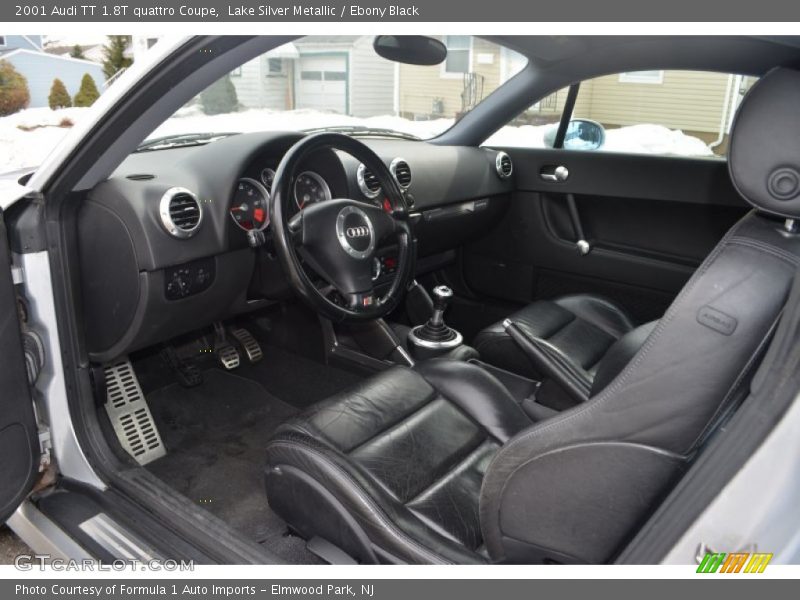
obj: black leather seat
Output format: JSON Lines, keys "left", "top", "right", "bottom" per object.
{"left": 473, "top": 295, "right": 645, "bottom": 402}
{"left": 266, "top": 68, "right": 800, "bottom": 564}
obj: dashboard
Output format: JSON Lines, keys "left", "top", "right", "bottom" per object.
{"left": 77, "top": 131, "right": 514, "bottom": 362}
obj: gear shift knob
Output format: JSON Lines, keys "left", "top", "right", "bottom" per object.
{"left": 430, "top": 285, "right": 452, "bottom": 326}
{"left": 432, "top": 285, "right": 453, "bottom": 310}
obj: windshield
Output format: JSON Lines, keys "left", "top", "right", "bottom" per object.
{"left": 149, "top": 36, "right": 527, "bottom": 142}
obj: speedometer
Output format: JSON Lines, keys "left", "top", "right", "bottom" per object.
{"left": 294, "top": 171, "right": 332, "bottom": 210}
{"left": 230, "top": 178, "right": 270, "bottom": 231}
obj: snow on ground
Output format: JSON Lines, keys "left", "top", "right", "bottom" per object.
{"left": 0, "top": 106, "right": 714, "bottom": 174}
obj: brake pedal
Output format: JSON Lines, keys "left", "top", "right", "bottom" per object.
{"left": 212, "top": 321, "right": 240, "bottom": 369}
{"left": 216, "top": 344, "right": 240, "bottom": 370}
{"left": 230, "top": 328, "right": 263, "bottom": 363}
{"left": 104, "top": 359, "right": 166, "bottom": 465}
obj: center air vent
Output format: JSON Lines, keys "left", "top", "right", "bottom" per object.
{"left": 159, "top": 187, "right": 202, "bottom": 239}
{"left": 495, "top": 151, "right": 513, "bottom": 179}
{"left": 391, "top": 158, "right": 412, "bottom": 189}
{"left": 357, "top": 163, "right": 381, "bottom": 198}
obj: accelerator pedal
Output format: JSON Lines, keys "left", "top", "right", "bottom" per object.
{"left": 230, "top": 328, "right": 263, "bottom": 363}
{"left": 104, "top": 359, "right": 166, "bottom": 465}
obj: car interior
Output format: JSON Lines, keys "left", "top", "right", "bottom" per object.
{"left": 10, "top": 35, "right": 800, "bottom": 564}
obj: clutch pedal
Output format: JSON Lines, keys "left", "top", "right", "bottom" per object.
{"left": 230, "top": 328, "right": 263, "bottom": 363}
{"left": 104, "top": 359, "right": 166, "bottom": 465}
{"left": 160, "top": 346, "right": 203, "bottom": 387}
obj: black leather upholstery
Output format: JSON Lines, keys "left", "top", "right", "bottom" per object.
{"left": 473, "top": 294, "right": 637, "bottom": 399}
{"left": 590, "top": 320, "right": 658, "bottom": 396}
{"left": 264, "top": 67, "right": 800, "bottom": 565}
{"left": 265, "top": 360, "right": 531, "bottom": 564}
{"left": 480, "top": 211, "right": 799, "bottom": 563}
{"left": 729, "top": 68, "right": 800, "bottom": 219}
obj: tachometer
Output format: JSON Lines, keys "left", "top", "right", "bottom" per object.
{"left": 230, "top": 178, "right": 270, "bottom": 231}
{"left": 294, "top": 171, "right": 331, "bottom": 210}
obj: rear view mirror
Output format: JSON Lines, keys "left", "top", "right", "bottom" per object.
{"left": 373, "top": 36, "right": 447, "bottom": 66}
{"left": 544, "top": 119, "right": 606, "bottom": 150}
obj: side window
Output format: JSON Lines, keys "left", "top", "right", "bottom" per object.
{"left": 486, "top": 70, "right": 758, "bottom": 158}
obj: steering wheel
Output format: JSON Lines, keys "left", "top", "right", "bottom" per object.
{"left": 270, "top": 133, "right": 415, "bottom": 322}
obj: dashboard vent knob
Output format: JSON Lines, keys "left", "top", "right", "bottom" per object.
{"left": 495, "top": 151, "right": 513, "bottom": 179}
{"left": 357, "top": 163, "right": 381, "bottom": 198}
{"left": 391, "top": 158, "right": 412, "bottom": 189}
{"left": 159, "top": 187, "right": 202, "bottom": 239}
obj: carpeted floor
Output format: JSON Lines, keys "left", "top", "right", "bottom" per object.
{"left": 143, "top": 352, "right": 360, "bottom": 563}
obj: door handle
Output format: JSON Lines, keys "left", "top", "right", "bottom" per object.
{"left": 540, "top": 165, "right": 569, "bottom": 182}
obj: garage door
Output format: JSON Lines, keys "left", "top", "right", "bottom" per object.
{"left": 297, "top": 54, "right": 348, "bottom": 114}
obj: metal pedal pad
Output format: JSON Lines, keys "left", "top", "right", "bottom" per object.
{"left": 216, "top": 343, "right": 240, "bottom": 370}
{"left": 104, "top": 359, "right": 166, "bottom": 465}
{"left": 229, "top": 328, "right": 263, "bottom": 363}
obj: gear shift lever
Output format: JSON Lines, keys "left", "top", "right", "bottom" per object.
{"left": 407, "top": 285, "right": 463, "bottom": 358}
{"left": 429, "top": 285, "right": 453, "bottom": 329}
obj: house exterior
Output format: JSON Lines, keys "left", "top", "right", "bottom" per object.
{"left": 231, "top": 36, "right": 395, "bottom": 117}
{"left": 397, "top": 36, "right": 526, "bottom": 120}
{"left": 1, "top": 35, "right": 105, "bottom": 108}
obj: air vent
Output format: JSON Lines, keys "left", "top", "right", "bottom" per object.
{"left": 159, "top": 187, "right": 202, "bottom": 239}
{"left": 391, "top": 158, "right": 412, "bottom": 189}
{"left": 495, "top": 151, "right": 513, "bottom": 179}
{"left": 126, "top": 173, "right": 155, "bottom": 181}
{"left": 357, "top": 163, "right": 381, "bottom": 198}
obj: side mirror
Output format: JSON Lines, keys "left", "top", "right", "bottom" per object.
{"left": 544, "top": 119, "right": 606, "bottom": 150}
{"left": 373, "top": 35, "right": 447, "bottom": 66}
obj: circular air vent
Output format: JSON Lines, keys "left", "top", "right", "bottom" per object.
{"left": 159, "top": 187, "right": 202, "bottom": 239}
{"left": 390, "top": 158, "right": 412, "bottom": 189}
{"left": 495, "top": 151, "right": 513, "bottom": 179}
{"left": 357, "top": 163, "right": 381, "bottom": 198}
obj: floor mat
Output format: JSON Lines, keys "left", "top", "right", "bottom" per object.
{"left": 143, "top": 357, "right": 355, "bottom": 564}
{"left": 235, "top": 345, "right": 362, "bottom": 409}
{"left": 145, "top": 369, "right": 313, "bottom": 558}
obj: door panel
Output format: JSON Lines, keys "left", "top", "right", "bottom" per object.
{"left": 0, "top": 209, "right": 39, "bottom": 522}
{"left": 463, "top": 148, "right": 749, "bottom": 323}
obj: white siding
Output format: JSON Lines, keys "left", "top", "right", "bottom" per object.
{"left": 349, "top": 37, "right": 395, "bottom": 117}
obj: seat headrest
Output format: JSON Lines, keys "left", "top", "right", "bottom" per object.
{"left": 729, "top": 67, "right": 800, "bottom": 219}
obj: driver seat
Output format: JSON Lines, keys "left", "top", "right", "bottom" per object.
{"left": 265, "top": 68, "right": 800, "bottom": 564}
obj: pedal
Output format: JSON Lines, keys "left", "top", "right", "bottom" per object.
{"left": 229, "top": 328, "right": 263, "bottom": 363}
{"left": 104, "top": 359, "right": 166, "bottom": 465}
{"left": 216, "top": 343, "right": 240, "bottom": 370}
{"left": 160, "top": 346, "right": 203, "bottom": 388}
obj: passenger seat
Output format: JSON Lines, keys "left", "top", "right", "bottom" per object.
{"left": 474, "top": 294, "right": 657, "bottom": 403}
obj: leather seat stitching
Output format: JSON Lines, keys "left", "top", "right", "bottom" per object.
{"left": 267, "top": 439, "right": 463, "bottom": 564}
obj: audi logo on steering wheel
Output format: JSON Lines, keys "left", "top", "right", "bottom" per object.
{"left": 346, "top": 226, "right": 370, "bottom": 239}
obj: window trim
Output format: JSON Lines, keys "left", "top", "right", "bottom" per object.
{"left": 440, "top": 36, "right": 473, "bottom": 79}
{"left": 619, "top": 70, "right": 664, "bottom": 84}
